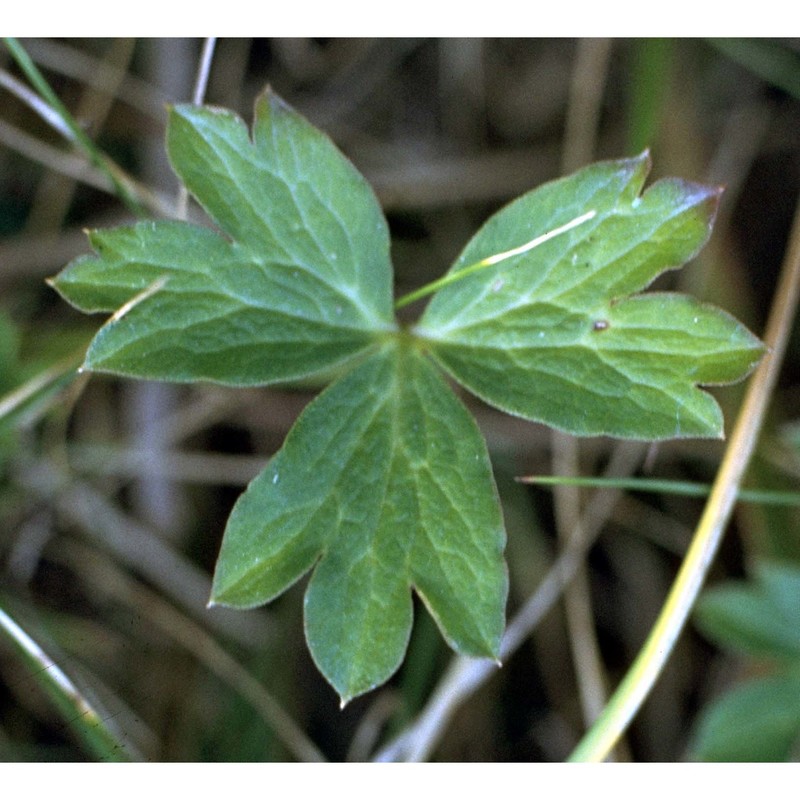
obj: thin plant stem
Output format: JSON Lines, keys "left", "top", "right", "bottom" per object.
{"left": 68, "top": 443, "right": 267, "bottom": 487}
{"left": 568, "top": 191, "right": 800, "bottom": 762}
{"left": 0, "top": 68, "right": 73, "bottom": 137}
{"left": 25, "top": 38, "right": 137, "bottom": 233}
{"left": 20, "top": 38, "right": 166, "bottom": 121}
{"left": 552, "top": 435, "right": 610, "bottom": 723}
{"left": 3, "top": 38, "right": 132, "bottom": 203}
{"left": 0, "top": 604, "right": 132, "bottom": 761}
{"left": 190, "top": 37, "right": 217, "bottom": 105}
{"left": 0, "top": 348, "right": 84, "bottom": 424}
{"left": 3, "top": 38, "right": 166, "bottom": 217}
{"left": 561, "top": 38, "right": 612, "bottom": 172}
{"left": 17, "top": 459, "right": 273, "bottom": 648}
{"left": 346, "top": 692, "right": 401, "bottom": 762}
{"left": 0, "top": 116, "right": 131, "bottom": 198}
{"left": 552, "top": 35, "right": 615, "bottom": 740}
{"left": 176, "top": 38, "right": 217, "bottom": 219}
{"left": 56, "top": 540, "right": 326, "bottom": 762}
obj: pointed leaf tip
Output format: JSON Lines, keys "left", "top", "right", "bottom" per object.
{"left": 48, "top": 91, "right": 766, "bottom": 704}
{"left": 418, "top": 155, "right": 763, "bottom": 440}
{"left": 212, "top": 343, "right": 507, "bottom": 702}
{"left": 53, "top": 91, "right": 396, "bottom": 387}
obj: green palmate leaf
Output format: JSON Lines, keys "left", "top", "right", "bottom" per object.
{"left": 47, "top": 88, "right": 765, "bottom": 703}
{"left": 50, "top": 89, "right": 395, "bottom": 386}
{"left": 210, "top": 341, "right": 507, "bottom": 704}
{"left": 694, "top": 562, "right": 800, "bottom": 661}
{"left": 416, "top": 152, "right": 764, "bottom": 439}
{"left": 691, "top": 564, "right": 800, "bottom": 761}
{"left": 690, "top": 670, "right": 800, "bottom": 762}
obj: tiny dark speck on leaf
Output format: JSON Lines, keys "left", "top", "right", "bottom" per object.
{"left": 592, "top": 319, "right": 609, "bottom": 332}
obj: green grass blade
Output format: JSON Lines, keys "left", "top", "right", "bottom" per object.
{"left": 0, "top": 605, "right": 132, "bottom": 761}
{"left": 519, "top": 475, "right": 800, "bottom": 508}
{"left": 626, "top": 38, "right": 674, "bottom": 154}
{"left": 568, "top": 171, "right": 800, "bottom": 764}
{"left": 0, "top": 350, "right": 83, "bottom": 430}
{"left": 708, "top": 38, "right": 800, "bottom": 101}
{"left": 3, "top": 37, "right": 148, "bottom": 216}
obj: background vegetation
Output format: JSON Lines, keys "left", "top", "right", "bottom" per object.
{"left": 1, "top": 37, "right": 799, "bottom": 761}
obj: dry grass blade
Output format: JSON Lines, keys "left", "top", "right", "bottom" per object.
{"left": 569, "top": 189, "right": 800, "bottom": 762}
{"left": 55, "top": 540, "right": 326, "bottom": 762}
